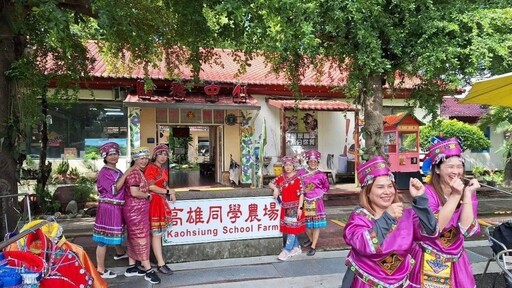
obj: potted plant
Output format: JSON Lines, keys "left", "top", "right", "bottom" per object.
{"left": 73, "top": 177, "right": 96, "bottom": 210}
{"left": 68, "top": 167, "right": 81, "bottom": 183}
{"left": 483, "top": 169, "right": 501, "bottom": 187}
{"left": 472, "top": 166, "right": 485, "bottom": 182}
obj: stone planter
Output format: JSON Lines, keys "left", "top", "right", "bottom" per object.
{"left": 53, "top": 185, "right": 75, "bottom": 213}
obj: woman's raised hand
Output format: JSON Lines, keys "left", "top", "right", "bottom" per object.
{"left": 409, "top": 178, "right": 425, "bottom": 197}
{"left": 385, "top": 202, "right": 403, "bottom": 219}
{"left": 449, "top": 178, "right": 465, "bottom": 197}
{"left": 464, "top": 178, "right": 480, "bottom": 194}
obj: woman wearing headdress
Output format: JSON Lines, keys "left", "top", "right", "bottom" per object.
{"left": 409, "top": 138, "right": 480, "bottom": 287}
{"left": 144, "top": 144, "right": 176, "bottom": 275}
{"left": 269, "top": 155, "right": 306, "bottom": 261}
{"left": 341, "top": 156, "right": 438, "bottom": 287}
{"left": 93, "top": 142, "right": 131, "bottom": 279}
{"left": 122, "top": 147, "right": 161, "bottom": 285}
{"left": 300, "top": 150, "right": 329, "bottom": 256}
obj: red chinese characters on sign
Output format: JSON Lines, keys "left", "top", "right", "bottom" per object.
{"left": 165, "top": 197, "right": 281, "bottom": 245}
{"left": 171, "top": 201, "right": 274, "bottom": 226}
{"left": 206, "top": 206, "right": 223, "bottom": 224}
{"left": 244, "top": 203, "right": 262, "bottom": 222}
{"left": 263, "top": 202, "right": 279, "bottom": 221}
{"left": 186, "top": 207, "right": 205, "bottom": 225}
{"left": 227, "top": 204, "right": 242, "bottom": 223}
{"left": 171, "top": 208, "right": 184, "bottom": 226}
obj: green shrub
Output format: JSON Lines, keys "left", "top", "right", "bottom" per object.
{"left": 420, "top": 119, "right": 490, "bottom": 151}
{"left": 56, "top": 160, "right": 70, "bottom": 175}
{"left": 472, "top": 166, "right": 485, "bottom": 180}
{"left": 73, "top": 177, "right": 95, "bottom": 203}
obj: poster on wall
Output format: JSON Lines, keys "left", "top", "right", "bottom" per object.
{"left": 284, "top": 111, "right": 318, "bottom": 155}
{"left": 158, "top": 125, "right": 170, "bottom": 144}
{"left": 85, "top": 138, "right": 127, "bottom": 156}
{"left": 163, "top": 196, "right": 281, "bottom": 245}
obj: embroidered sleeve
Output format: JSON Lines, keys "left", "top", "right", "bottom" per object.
{"left": 460, "top": 218, "right": 479, "bottom": 237}
{"left": 321, "top": 173, "right": 330, "bottom": 193}
{"left": 343, "top": 208, "right": 395, "bottom": 255}
{"left": 97, "top": 168, "right": 117, "bottom": 196}
{"left": 297, "top": 179, "right": 305, "bottom": 196}
{"left": 144, "top": 164, "right": 159, "bottom": 185}
{"left": 459, "top": 193, "right": 480, "bottom": 237}
{"left": 127, "top": 170, "right": 142, "bottom": 187}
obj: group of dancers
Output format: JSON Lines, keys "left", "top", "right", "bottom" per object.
{"left": 92, "top": 142, "right": 175, "bottom": 285}
{"left": 93, "top": 136, "right": 479, "bottom": 287}
{"left": 269, "top": 150, "right": 330, "bottom": 260}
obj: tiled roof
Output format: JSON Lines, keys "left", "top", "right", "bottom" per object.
{"left": 383, "top": 112, "right": 407, "bottom": 128}
{"left": 441, "top": 97, "right": 487, "bottom": 117}
{"left": 267, "top": 99, "right": 357, "bottom": 111}
{"left": 383, "top": 112, "right": 423, "bottom": 128}
{"left": 124, "top": 94, "right": 260, "bottom": 110}
{"left": 87, "top": 41, "right": 422, "bottom": 89}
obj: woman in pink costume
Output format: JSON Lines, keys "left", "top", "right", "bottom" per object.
{"left": 342, "top": 156, "right": 438, "bottom": 287}
{"left": 122, "top": 147, "right": 161, "bottom": 285}
{"left": 300, "top": 150, "right": 329, "bottom": 256}
{"left": 144, "top": 144, "right": 176, "bottom": 274}
{"left": 269, "top": 156, "right": 306, "bottom": 261}
{"left": 409, "top": 138, "right": 480, "bottom": 288}
{"left": 93, "top": 142, "right": 130, "bottom": 278}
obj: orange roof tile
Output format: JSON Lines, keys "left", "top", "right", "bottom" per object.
{"left": 86, "top": 42, "right": 422, "bottom": 89}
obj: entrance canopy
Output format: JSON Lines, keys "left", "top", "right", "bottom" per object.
{"left": 124, "top": 94, "right": 260, "bottom": 110}
{"left": 459, "top": 72, "right": 512, "bottom": 107}
{"left": 267, "top": 99, "right": 357, "bottom": 111}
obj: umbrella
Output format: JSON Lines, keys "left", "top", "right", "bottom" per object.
{"left": 459, "top": 72, "right": 512, "bottom": 107}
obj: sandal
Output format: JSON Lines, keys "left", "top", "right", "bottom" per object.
{"left": 307, "top": 248, "right": 316, "bottom": 256}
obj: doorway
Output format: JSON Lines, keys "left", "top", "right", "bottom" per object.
{"left": 158, "top": 125, "right": 222, "bottom": 188}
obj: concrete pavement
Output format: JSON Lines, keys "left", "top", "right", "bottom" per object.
{"left": 101, "top": 240, "right": 503, "bottom": 288}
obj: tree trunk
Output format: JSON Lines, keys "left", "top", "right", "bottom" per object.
{"left": 361, "top": 74, "right": 385, "bottom": 159}
{"left": 505, "top": 151, "right": 512, "bottom": 187}
{"left": 37, "top": 90, "right": 52, "bottom": 196}
{"left": 0, "top": 10, "right": 26, "bottom": 236}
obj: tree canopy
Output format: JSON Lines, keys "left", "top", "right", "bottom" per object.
{"left": 212, "top": 0, "right": 512, "bottom": 156}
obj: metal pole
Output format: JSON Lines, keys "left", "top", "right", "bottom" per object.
{"left": 464, "top": 177, "right": 512, "bottom": 197}
{"left": 0, "top": 220, "right": 48, "bottom": 250}
{"left": 25, "top": 195, "right": 32, "bottom": 223}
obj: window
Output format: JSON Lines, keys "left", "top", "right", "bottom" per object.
{"left": 399, "top": 133, "right": 418, "bottom": 152}
{"left": 27, "top": 102, "right": 128, "bottom": 158}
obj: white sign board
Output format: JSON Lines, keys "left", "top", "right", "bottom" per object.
{"left": 163, "top": 196, "right": 281, "bottom": 245}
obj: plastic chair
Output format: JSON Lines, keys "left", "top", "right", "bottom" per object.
{"left": 495, "top": 249, "right": 512, "bottom": 288}
{"left": 481, "top": 221, "right": 512, "bottom": 286}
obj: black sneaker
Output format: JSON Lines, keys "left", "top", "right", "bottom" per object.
{"left": 124, "top": 265, "right": 145, "bottom": 277}
{"left": 113, "top": 253, "right": 128, "bottom": 260}
{"left": 157, "top": 264, "right": 174, "bottom": 275}
{"left": 303, "top": 239, "right": 312, "bottom": 247}
{"left": 307, "top": 248, "right": 316, "bottom": 256}
{"left": 145, "top": 269, "right": 161, "bottom": 284}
